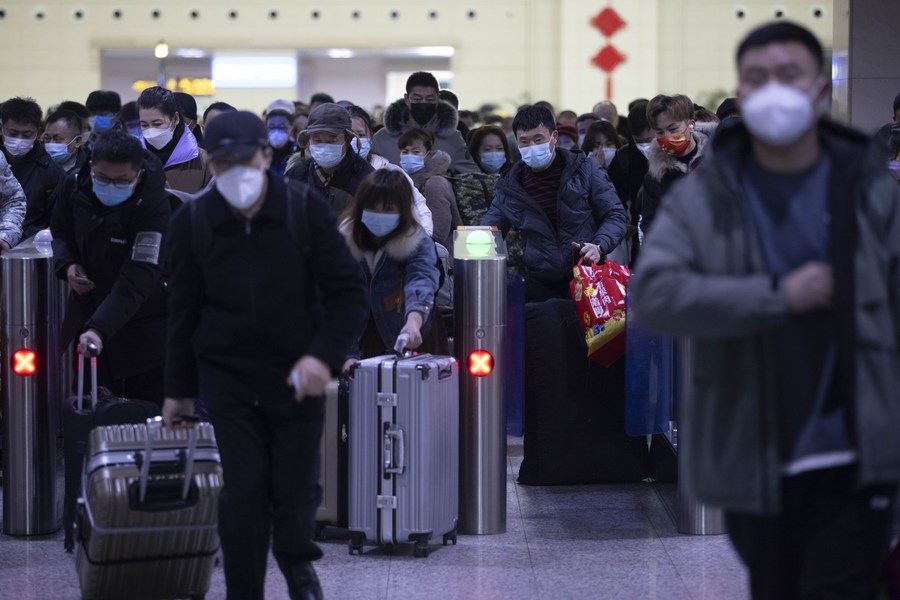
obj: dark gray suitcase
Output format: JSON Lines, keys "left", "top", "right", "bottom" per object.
{"left": 315, "top": 378, "right": 349, "bottom": 538}
{"left": 347, "top": 354, "right": 459, "bottom": 557}
{"left": 75, "top": 418, "right": 222, "bottom": 600}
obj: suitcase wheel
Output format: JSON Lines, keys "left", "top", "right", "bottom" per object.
{"left": 64, "top": 539, "right": 74, "bottom": 553}
{"left": 413, "top": 541, "right": 429, "bottom": 558}
{"left": 348, "top": 533, "right": 366, "bottom": 556}
{"left": 442, "top": 529, "right": 457, "bottom": 546}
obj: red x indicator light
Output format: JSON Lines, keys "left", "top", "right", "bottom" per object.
{"left": 12, "top": 349, "right": 37, "bottom": 376}
{"left": 468, "top": 350, "right": 494, "bottom": 377}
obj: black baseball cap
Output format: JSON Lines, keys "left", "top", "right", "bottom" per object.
{"left": 204, "top": 110, "right": 269, "bottom": 160}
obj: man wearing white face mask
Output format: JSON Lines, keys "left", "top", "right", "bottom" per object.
{"left": 481, "top": 104, "right": 626, "bottom": 302}
{"left": 632, "top": 22, "right": 900, "bottom": 600}
{"left": 163, "top": 110, "right": 368, "bottom": 600}
{"left": 285, "top": 102, "right": 374, "bottom": 217}
{"left": 1, "top": 96, "right": 67, "bottom": 239}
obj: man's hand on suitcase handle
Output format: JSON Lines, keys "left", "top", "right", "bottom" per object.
{"left": 162, "top": 398, "right": 196, "bottom": 430}
{"left": 288, "top": 355, "right": 330, "bottom": 402}
{"left": 79, "top": 329, "right": 103, "bottom": 355}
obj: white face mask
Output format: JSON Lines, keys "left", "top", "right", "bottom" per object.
{"left": 635, "top": 142, "right": 653, "bottom": 159}
{"left": 215, "top": 165, "right": 265, "bottom": 210}
{"left": 741, "top": 79, "right": 825, "bottom": 147}
{"left": 601, "top": 147, "right": 617, "bottom": 166}
{"left": 143, "top": 126, "right": 175, "bottom": 150}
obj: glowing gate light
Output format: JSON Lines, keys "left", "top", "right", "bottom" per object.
{"left": 468, "top": 350, "right": 494, "bottom": 377}
{"left": 12, "top": 349, "right": 37, "bottom": 376}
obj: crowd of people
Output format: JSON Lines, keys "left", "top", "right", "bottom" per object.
{"left": 0, "top": 19, "right": 898, "bottom": 600}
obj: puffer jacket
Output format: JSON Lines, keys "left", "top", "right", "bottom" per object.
{"left": 408, "top": 151, "right": 462, "bottom": 254}
{"left": 371, "top": 99, "right": 480, "bottom": 175}
{"left": 630, "top": 119, "right": 900, "bottom": 514}
{"left": 145, "top": 124, "right": 213, "bottom": 194}
{"left": 481, "top": 148, "right": 626, "bottom": 283}
{"left": 638, "top": 121, "right": 716, "bottom": 234}
{"left": 5, "top": 142, "right": 66, "bottom": 239}
{"left": 0, "top": 151, "right": 26, "bottom": 247}
{"left": 340, "top": 219, "right": 440, "bottom": 353}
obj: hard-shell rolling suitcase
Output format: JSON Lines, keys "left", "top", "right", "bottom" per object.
{"left": 63, "top": 346, "right": 159, "bottom": 552}
{"left": 347, "top": 354, "right": 459, "bottom": 557}
{"left": 315, "top": 378, "right": 349, "bottom": 538}
{"left": 74, "top": 417, "right": 222, "bottom": 600}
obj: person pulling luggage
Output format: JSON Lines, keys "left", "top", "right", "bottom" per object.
{"left": 162, "top": 111, "right": 368, "bottom": 600}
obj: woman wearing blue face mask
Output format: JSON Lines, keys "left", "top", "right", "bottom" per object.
{"left": 285, "top": 102, "right": 373, "bottom": 217}
{"left": 51, "top": 130, "right": 176, "bottom": 407}
{"left": 397, "top": 128, "right": 461, "bottom": 256}
{"left": 339, "top": 169, "right": 444, "bottom": 358}
{"left": 265, "top": 108, "right": 297, "bottom": 177}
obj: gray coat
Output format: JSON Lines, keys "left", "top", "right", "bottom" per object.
{"left": 0, "top": 152, "right": 26, "bottom": 248}
{"left": 630, "top": 120, "right": 900, "bottom": 514}
{"left": 372, "top": 99, "right": 480, "bottom": 175}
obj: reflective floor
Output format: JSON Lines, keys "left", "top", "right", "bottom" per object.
{"left": 0, "top": 437, "right": 749, "bottom": 599}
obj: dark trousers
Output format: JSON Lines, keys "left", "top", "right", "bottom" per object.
{"left": 525, "top": 277, "right": 570, "bottom": 303}
{"left": 726, "top": 465, "right": 896, "bottom": 600}
{"left": 206, "top": 390, "right": 325, "bottom": 600}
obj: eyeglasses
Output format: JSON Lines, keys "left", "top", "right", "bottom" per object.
{"left": 91, "top": 172, "right": 140, "bottom": 189}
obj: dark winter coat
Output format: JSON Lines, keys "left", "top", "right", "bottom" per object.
{"left": 165, "top": 174, "right": 368, "bottom": 401}
{"left": 144, "top": 123, "right": 213, "bottom": 194}
{"left": 481, "top": 149, "right": 626, "bottom": 283}
{"left": 51, "top": 152, "right": 172, "bottom": 380}
{"left": 285, "top": 150, "right": 374, "bottom": 218}
{"left": 637, "top": 122, "right": 716, "bottom": 234}
{"left": 371, "top": 99, "right": 480, "bottom": 175}
{"left": 5, "top": 142, "right": 66, "bottom": 239}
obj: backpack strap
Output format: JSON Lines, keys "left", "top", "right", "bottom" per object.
{"left": 284, "top": 178, "right": 312, "bottom": 259}
{"left": 189, "top": 196, "right": 214, "bottom": 263}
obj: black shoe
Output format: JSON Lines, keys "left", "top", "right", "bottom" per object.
{"left": 278, "top": 559, "right": 324, "bottom": 600}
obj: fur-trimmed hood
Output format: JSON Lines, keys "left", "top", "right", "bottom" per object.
{"left": 646, "top": 121, "right": 718, "bottom": 182}
{"left": 409, "top": 150, "right": 451, "bottom": 188}
{"left": 382, "top": 98, "right": 460, "bottom": 138}
{"left": 339, "top": 218, "right": 427, "bottom": 265}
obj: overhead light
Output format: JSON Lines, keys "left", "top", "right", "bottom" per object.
{"left": 174, "top": 48, "right": 207, "bottom": 58}
{"left": 327, "top": 48, "right": 355, "bottom": 58}
{"left": 414, "top": 46, "right": 455, "bottom": 57}
{"left": 154, "top": 41, "right": 169, "bottom": 59}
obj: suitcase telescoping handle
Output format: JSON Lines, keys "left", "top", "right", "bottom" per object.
{"left": 76, "top": 342, "right": 100, "bottom": 411}
{"left": 383, "top": 425, "right": 405, "bottom": 475}
{"left": 139, "top": 415, "right": 202, "bottom": 504}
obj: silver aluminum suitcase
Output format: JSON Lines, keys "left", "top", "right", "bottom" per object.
{"left": 75, "top": 418, "right": 222, "bottom": 600}
{"left": 347, "top": 354, "right": 459, "bottom": 557}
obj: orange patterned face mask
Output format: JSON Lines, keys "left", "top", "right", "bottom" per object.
{"left": 657, "top": 130, "right": 692, "bottom": 156}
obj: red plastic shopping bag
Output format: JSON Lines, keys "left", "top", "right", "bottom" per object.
{"left": 570, "top": 259, "right": 631, "bottom": 366}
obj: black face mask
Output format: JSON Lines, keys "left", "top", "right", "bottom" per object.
{"left": 409, "top": 102, "right": 437, "bottom": 126}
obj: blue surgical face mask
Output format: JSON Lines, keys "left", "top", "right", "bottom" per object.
{"left": 351, "top": 137, "right": 371, "bottom": 159}
{"left": 89, "top": 115, "right": 114, "bottom": 134}
{"left": 92, "top": 179, "right": 136, "bottom": 207}
{"left": 361, "top": 210, "right": 400, "bottom": 237}
{"left": 578, "top": 133, "right": 586, "bottom": 148}
{"left": 480, "top": 151, "right": 506, "bottom": 173}
{"left": 519, "top": 141, "right": 554, "bottom": 170}
{"left": 309, "top": 143, "right": 344, "bottom": 168}
{"left": 268, "top": 129, "right": 289, "bottom": 148}
{"left": 128, "top": 127, "right": 143, "bottom": 140}
{"left": 45, "top": 141, "right": 73, "bottom": 163}
{"left": 400, "top": 154, "right": 425, "bottom": 174}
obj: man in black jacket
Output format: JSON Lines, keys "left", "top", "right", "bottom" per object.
{"left": 51, "top": 130, "right": 172, "bottom": 405}
{"left": 1, "top": 97, "right": 66, "bottom": 238}
{"left": 163, "top": 111, "right": 368, "bottom": 600}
